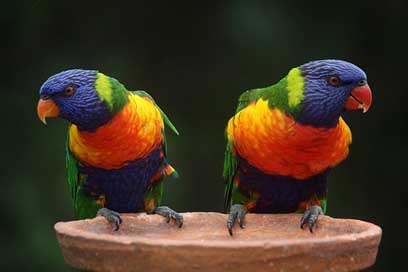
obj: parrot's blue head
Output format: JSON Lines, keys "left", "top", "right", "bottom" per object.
{"left": 37, "top": 69, "right": 127, "bottom": 131}
{"left": 297, "top": 59, "right": 372, "bottom": 128}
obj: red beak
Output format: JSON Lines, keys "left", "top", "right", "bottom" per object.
{"left": 37, "top": 99, "right": 60, "bottom": 124}
{"left": 344, "top": 84, "right": 372, "bottom": 113}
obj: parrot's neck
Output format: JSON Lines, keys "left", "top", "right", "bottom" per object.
{"left": 227, "top": 99, "right": 352, "bottom": 180}
{"left": 68, "top": 94, "right": 164, "bottom": 169}
{"left": 71, "top": 73, "right": 130, "bottom": 132}
{"left": 257, "top": 68, "right": 305, "bottom": 119}
{"left": 295, "top": 98, "right": 345, "bottom": 129}
{"left": 258, "top": 68, "right": 345, "bottom": 129}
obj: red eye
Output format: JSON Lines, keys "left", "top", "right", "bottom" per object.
{"left": 64, "top": 86, "right": 75, "bottom": 96}
{"left": 328, "top": 76, "right": 341, "bottom": 86}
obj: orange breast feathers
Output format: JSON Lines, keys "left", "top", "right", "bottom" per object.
{"left": 226, "top": 99, "right": 352, "bottom": 180}
{"left": 69, "top": 94, "right": 164, "bottom": 169}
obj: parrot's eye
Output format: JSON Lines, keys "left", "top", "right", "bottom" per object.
{"left": 327, "top": 76, "right": 341, "bottom": 87}
{"left": 40, "top": 94, "right": 50, "bottom": 100}
{"left": 64, "top": 86, "right": 75, "bottom": 96}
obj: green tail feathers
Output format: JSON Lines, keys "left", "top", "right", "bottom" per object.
{"left": 223, "top": 141, "right": 237, "bottom": 180}
{"left": 223, "top": 141, "right": 237, "bottom": 210}
{"left": 160, "top": 109, "right": 179, "bottom": 136}
{"left": 169, "top": 170, "right": 179, "bottom": 179}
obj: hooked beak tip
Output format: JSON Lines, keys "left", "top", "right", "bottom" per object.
{"left": 37, "top": 98, "right": 60, "bottom": 125}
{"left": 345, "top": 84, "right": 372, "bottom": 113}
{"left": 40, "top": 116, "right": 47, "bottom": 125}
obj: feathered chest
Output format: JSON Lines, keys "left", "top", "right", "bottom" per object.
{"left": 69, "top": 94, "right": 164, "bottom": 169}
{"left": 227, "top": 99, "right": 352, "bottom": 179}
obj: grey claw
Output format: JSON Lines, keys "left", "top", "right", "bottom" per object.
{"left": 227, "top": 204, "right": 247, "bottom": 236}
{"left": 174, "top": 213, "right": 183, "bottom": 228}
{"left": 153, "top": 206, "right": 183, "bottom": 228}
{"left": 300, "top": 209, "right": 310, "bottom": 229}
{"left": 237, "top": 217, "right": 244, "bottom": 229}
{"left": 300, "top": 205, "right": 323, "bottom": 233}
{"left": 97, "top": 208, "right": 122, "bottom": 231}
{"left": 227, "top": 213, "right": 237, "bottom": 236}
{"left": 228, "top": 227, "right": 233, "bottom": 236}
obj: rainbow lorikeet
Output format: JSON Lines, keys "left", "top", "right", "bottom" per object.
{"left": 37, "top": 70, "right": 182, "bottom": 230}
{"left": 223, "top": 60, "right": 372, "bottom": 235}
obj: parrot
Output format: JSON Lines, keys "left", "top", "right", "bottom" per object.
{"left": 223, "top": 59, "right": 372, "bottom": 235}
{"left": 37, "top": 69, "right": 183, "bottom": 230}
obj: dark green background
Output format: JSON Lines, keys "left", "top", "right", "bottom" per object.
{"left": 2, "top": 1, "right": 407, "bottom": 271}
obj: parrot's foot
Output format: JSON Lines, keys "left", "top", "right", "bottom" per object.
{"left": 152, "top": 206, "right": 183, "bottom": 228}
{"left": 227, "top": 204, "right": 247, "bottom": 236}
{"left": 97, "top": 208, "right": 122, "bottom": 231}
{"left": 300, "top": 205, "right": 323, "bottom": 233}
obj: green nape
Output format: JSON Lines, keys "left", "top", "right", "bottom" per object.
{"left": 236, "top": 67, "right": 305, "bottom": 117}
{"left": 95, "top": 72, "right": 129, "bottom": 116}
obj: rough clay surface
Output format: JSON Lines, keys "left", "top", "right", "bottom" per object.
{"left": 55, "top": 212, "right": 382, "bottom": 272}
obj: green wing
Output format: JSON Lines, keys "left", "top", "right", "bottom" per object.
{"left": 234, "top": 88, "right": 262, "bottom": 112}
{"left": 66, "top": 133, "right": 101, "bottom": 219}
{"left": 223, "top": 140, "right": 237, "bottom": 210}
{"left": 223, "top": 89, "right": 262, "bottom": 210}
{"left": 132, "top": 90, "right": 179, "bottom": 136}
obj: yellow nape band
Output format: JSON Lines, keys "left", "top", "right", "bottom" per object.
{"left": 95, "top": 73, "right": 113, "bottom": 109}
{"left": 287, "top": 67, "right": 304, "bottom": 108}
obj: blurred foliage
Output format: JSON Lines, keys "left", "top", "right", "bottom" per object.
{"left": 1, "top": 0, "right": 407, "bottom": 271}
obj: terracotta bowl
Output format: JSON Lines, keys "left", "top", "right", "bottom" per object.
{"left": 55, "top": 212, "right": 382, "bottom": 272}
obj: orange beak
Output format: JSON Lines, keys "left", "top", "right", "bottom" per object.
{"left": 37, "top": 99, "right": 60, "bottom": 124}
{"left": 344, "top": 84, "right": 372, "bottom": 113}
